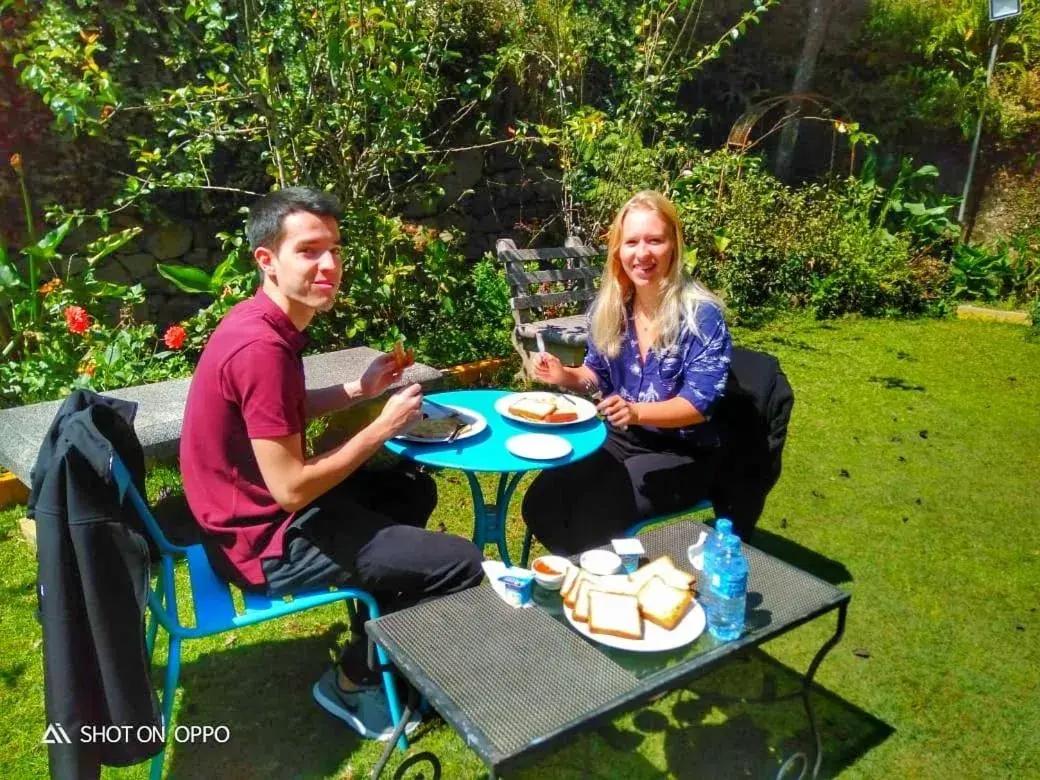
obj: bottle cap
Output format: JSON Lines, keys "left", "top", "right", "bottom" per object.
{"left": 716, "top": 517, "right": 733, "bottom": 535}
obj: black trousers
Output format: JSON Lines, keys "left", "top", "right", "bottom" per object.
{"left": 261, "top": 462, "right": 484, "bottom": 682}
{"left": 521, "top": 426, "right": 719, "bottom": 556}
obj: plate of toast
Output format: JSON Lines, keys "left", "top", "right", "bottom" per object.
{"left": 560, "top": 555, "right": 706, "bottom": 652}
{"left": 494, "top": 392, "right": 598, "bottom": 427}
{"left": 395, "top": 404, "right": 487, "bottom": 443}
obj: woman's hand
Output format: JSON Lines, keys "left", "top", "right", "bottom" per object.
{"left": 359, "top": 352, "right": 403, "bottom": 399}
{"left": 597, "top": 394, "right": 640, "bottom": 427}
{"left": 532, "top": 351, "right": 566, "bottom": 385}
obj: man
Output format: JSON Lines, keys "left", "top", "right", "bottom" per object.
{"left": 180, "top": 187, "right": 484, "bottom": 741}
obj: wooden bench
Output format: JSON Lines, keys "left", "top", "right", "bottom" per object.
{"left": 495, "top": 237, "right": 604, "bottom": 379}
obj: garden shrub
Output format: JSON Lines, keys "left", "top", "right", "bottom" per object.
{"left": 670, "top": 151, "right": 949, "bottom": 320}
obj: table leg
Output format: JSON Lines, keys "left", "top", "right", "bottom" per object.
{"left": 791, "top": 601, "right": 848, "bottom": 780}
{"left": 682, "top": 603, "right": 849, "bottom": 780}
{"left": 464, "top": 472, "right": 524, "bottom": 567}
{"left": 370, "top": 701, "right": 414, "bottom": 779}
{"left": 370, "top": 683, "right": 445, "bottom": 780}
{"left": 770, "top": 603, "right": 848, "bottom": 780}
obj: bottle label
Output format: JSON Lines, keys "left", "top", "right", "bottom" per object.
{"left": 710, "top": 572, "right": 747, "bottom": 599}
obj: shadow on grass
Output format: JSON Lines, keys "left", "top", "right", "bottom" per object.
{"left": 521, "top": 650, "right": 891, "bottom": 779}
{"left": 161, "top": 626, "right": 368, "bottom": 779}
{"left": 748, "top": 529, "right": 853, "bottom": 586}
{"left": 867, "top": 376, "right": 926, "bottom": 392}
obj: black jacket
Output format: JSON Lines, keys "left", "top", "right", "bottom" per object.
{"left": 710, "top": 347, "right": 795, "bottom": 538}
{"left": 30, "top": 390, "right": 162, "bottom": 779}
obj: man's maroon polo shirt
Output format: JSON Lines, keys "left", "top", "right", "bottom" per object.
{"left": 180, "top": 290, "right": 308, "bottom": 588}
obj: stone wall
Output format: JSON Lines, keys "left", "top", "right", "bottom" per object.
{"left": 405, "top": 143, "right": 565, "bottom": 259}
{"left": 42, "top": 142, "right": 566, "bottom": 328}
{"left": 61, "top": 214, "right": 227, "bottom": 327}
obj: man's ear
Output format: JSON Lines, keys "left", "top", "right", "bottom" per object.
{"left": 254, "top": 246, "right": 275, "bottom": 279}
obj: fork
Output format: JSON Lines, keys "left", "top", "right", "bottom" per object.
{"left": 583, "top": 378, "right": 627, "bottom": 431}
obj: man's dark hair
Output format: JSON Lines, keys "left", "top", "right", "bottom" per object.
{"left": 245, "top": 186, "right": 342, "bottom": 251}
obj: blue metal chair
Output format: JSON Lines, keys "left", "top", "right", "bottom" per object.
{"left": 109, "top": 454, "right": 409, "bottom": 780}
{"left": 519, "top": 499, "right": 714, "bottom": 566}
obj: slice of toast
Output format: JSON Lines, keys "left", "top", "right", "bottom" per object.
{"left": 545, "top": 395, "right": 578, "bottom": 423}
{"left": 657, "top": 566, "right": 696, "bottom": 592}
{"left": 564, "top": 571, "right": 599, "bottom": 607}
{"left": 628, "top": 555, "right": 681, "bottom": 591}
{"left": 588, "top": 591, "right": 643, "bottom": 640}
{"left": 560, "top": 564, "right": 580, "bottom": 600}
{"left": 637, "top": 575, "right": 693, "bottom": 630}
{"left": 509, "top": 394, "right": 556, "bottom": 421}
{"left": 596, "top": 575, "right": 642, "bottom": 597}
{"left": 572, "top": 580, "right": 594, "bottom": 623}
{"left": 562, "top": 571, "right": 582, "bottom": 607}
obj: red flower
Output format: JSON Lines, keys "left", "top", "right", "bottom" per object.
{"left": 163, "top": 324, "right": 186, "bottom": 350}
{"left": 64, "top": 306, "right": 90, "bottom": 335}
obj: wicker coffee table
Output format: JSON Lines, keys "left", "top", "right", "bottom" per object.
{"left": 366, "top": 520, "right": 849, "bottom": 779}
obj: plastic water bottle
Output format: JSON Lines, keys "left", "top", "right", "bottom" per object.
{"left": 707, "top": 533, "right": 748, "bottom": 641}
{"left": 700, "top": 518, "right": 733, "bottom": 612}
{"left": 704, "top": 518, "right": 733, "bottom": 571}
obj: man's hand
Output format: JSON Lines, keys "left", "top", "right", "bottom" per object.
{"left": 373, "top": 383, "right": 424, "bottom": 439}
{"left": 359, "top": 351, "right": 407, "bottom": 399}
{"left": 532, "top": 352, "right": 566, "bottom": 385}
{"left": 597, "top": 394, "right": 640, "bottom": 427}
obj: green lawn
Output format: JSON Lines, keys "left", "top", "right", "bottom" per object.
{"left": 1, "top": 314, "right": 1038, "bottom": 779}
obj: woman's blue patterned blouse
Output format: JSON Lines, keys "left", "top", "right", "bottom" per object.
{"left": 583, "top": 301, "right": 732, "bottom": 446}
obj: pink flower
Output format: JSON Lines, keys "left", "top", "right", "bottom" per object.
{"left": 163, "top": 324, "right": 186, "bottom": 350}
{"left": 64, "top": 306, "right": 90, "bottom": 335}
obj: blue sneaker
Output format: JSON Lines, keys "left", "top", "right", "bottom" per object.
{"left": 312, "top": 668, "right": 420, "bottom": 742}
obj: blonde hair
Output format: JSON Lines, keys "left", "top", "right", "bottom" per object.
{"left": 590, "top": 190, "right": 723, "bottom": 358}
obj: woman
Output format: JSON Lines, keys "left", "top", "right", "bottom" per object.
{"left": 522, "top": 190, "right": 732, "bottom": 554}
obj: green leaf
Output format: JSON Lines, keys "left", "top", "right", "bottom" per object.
{"left": 102, "top": 342, "right": 122, "bottom": 366}
{"left": 157, "top": 263, "right": 215, "bottom": 294}
{"left": 0, "top": 252, "right": 24, "bottom": 291}
{"left": 25, "top": 219, "right": 76, "bottom": 261}
{"left": 211, "top": 255, "right": 248, "bottom": 288}
{"left": 86, "top": 227, "right": 143, "bottom": 264}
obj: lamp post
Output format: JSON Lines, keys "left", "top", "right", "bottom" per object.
{"left": 958, "top": 0, "right": 1023, "bottom": 227}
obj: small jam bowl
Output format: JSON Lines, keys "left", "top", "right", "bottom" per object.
{"left": 580, "top": 549, "right": 623, "bottom": 576}
{"left": 531, "top": 555, "right": 571, "bottom": 590}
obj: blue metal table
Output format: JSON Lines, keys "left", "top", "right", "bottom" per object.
{"left": 385, "top": 389, "right": 606, "bottom": 566}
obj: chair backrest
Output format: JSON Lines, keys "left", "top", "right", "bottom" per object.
{"left": 495, "top": 237, "right": 604, "bottom": 326}
{"left": 111, "top": 452, "right": 191, "bottom": 633}
{"left": 111, "top": 454, "right": 185, "bottom": 557}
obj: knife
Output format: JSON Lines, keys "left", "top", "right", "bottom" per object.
{"left": 422, "top": 397, "right": 461, "bottom": 419}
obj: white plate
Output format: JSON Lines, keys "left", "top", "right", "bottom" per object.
{"left": 394, "top": 404, "right": 487, "bottom": 444}
{"left": 505, "top": 433, "right": 573, "bottom": 461}
{"left": 495, "top": 392, "right": 598, "bottom": 427}
{"left": 563, "top": 587, "right": 706, "bottom": 653}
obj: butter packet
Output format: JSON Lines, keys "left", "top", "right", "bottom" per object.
{"left": 482, "top": 561, "right": 534, "bottom": 608}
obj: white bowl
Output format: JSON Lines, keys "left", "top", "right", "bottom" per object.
{"left": 531, "top": 555, "right": 571, "bottom": 590}
{"left": 579, "top": 549, "right": 623, "bottom": 576}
